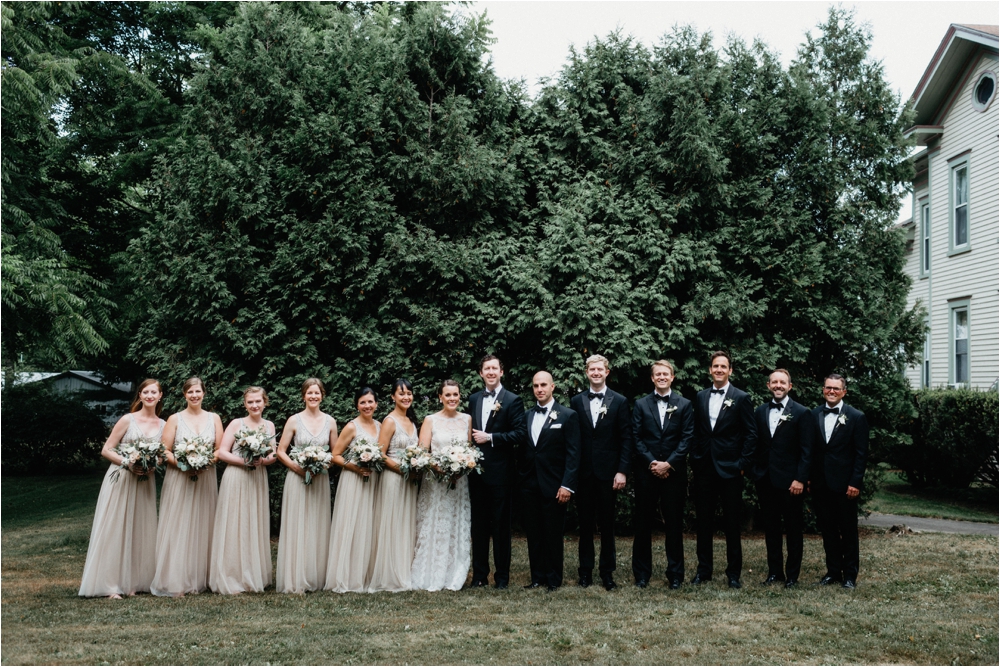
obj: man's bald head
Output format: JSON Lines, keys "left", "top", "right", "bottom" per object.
{"left": 532, "top": 371, "right": 555, "bottom": 405}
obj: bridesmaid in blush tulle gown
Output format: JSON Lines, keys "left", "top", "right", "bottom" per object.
{"left": 275, "top": 378, "right": 337, "bottom": 593}
{"left": 325, "top": 387, "right": 381, "bottom": 593}
{"left": 367, "top": 379, "right": 420, "bottom": 592}
{"left": 209, "top": 386, "right": 277, "bottom": 594}
{"left": 151, "top": 377, "right": 224, "bottom": 597}
{"left": 79, "top": 379, "right": 164, "bottom": 598}
{"left": 409, "top": 379, "right": 474, "bottom": 591}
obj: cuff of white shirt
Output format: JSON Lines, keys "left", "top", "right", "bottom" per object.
{"left": 560, "top": 486, "right": 574, "bottom": 494}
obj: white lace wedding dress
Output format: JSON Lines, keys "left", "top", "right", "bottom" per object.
{"left": 409, "top": 413, "right": 473, "bottom": 591}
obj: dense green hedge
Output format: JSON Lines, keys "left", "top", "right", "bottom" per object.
{"left": 892, "top": 388, "right": 999, "bottom": 489}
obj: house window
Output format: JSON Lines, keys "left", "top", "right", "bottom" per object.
{"left": 972, "top": 71, "right": 996, "bottom": 112}
{"left": 922, "top": 324, "right": 931, "bottom": 388}
{"left": 951, "top": 303, "right": 970, "bottom": 385}
{"left": 950, "top": 161, "right": 969, "bottom": 252}
{"left": 920, "top": 200, "right": 930, "bottom": 275}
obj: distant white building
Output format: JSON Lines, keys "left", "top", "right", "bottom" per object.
{"left": 5, "top": 370, "right": 133, "bottom": 425}
{"left": 900, "top": 24, "right": 999, "bottom": 389}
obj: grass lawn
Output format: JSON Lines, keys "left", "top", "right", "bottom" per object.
{"left": 2, "top": 474, "right": 997, "bottom": 666}
{"left": 868, "top": 471, "right": 999, "bottom": 523}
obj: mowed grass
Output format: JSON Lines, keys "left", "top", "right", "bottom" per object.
{"left": 2, "top": 475, "right": 997, "bottom": 666}
{"left": 868, "top": 471, "right": 999, "bottom": 523}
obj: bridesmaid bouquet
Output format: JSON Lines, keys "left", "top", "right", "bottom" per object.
{"left": 173, "top": 435, "right": 216, "bottom": 481}
{"left": 233, "top": 425, "right": 275, "bottom": 466}
{"left": 110, "top": 436, "right": 164, "bottom": 483}
{"left": 398, "top": 444, "right": 433, "bottom": 486}
{"left": 290, "top": 444, "right": 332, "bottom": 485}
{"left": 431, "top": 439, "right": 484, "bottom": 489}
{"left": 346, "top": 437, "right": 385, "bottom": 483}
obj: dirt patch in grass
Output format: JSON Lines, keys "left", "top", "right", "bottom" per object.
{"left": 2, "top": 476, "right": 997, "bottom": 665}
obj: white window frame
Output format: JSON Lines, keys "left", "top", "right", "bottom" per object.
{"left": 948, "top": 156, "right": 970, "bottom": 255}
{"left": 949, "top": 301, "right": 970, "bottom": 386}
{"left": 919, "top": 199, "right": 930, "bottom": 277}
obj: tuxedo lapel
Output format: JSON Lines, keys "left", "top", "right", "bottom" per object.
{"left": 711, "top": 386, "right": 735, "bottom": 433}
{"left": 596, "top": 394, "right": 612, "bottom": 427}
{"left": 484, "top": 388, "right": 503, "bottom": 432}
{"left": 772, "top": 403, "right": 791, "bottom": 436}
{"left": 536, "top": 406, "right": 556, "bottom": 448}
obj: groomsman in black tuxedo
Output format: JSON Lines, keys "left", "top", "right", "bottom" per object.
{"left": 691, "top": 351, "right": 756, "bottom": 588}
{"left": 749, "top": 369, "right": 814, "bottom": 588}
{"left": 467, "top": 355, "right": 527, "bottom": 590}
{"left": 631, "top": 359, "right": 694, "bottom": 590}
{"left": 518, "top": 371, "right": 581, "bottom": 591}
{"left": 810, "top": 373, "right": 869, "bottom": 589}
{"left": 569, "top": 354, "right": 633, "bottom": 591}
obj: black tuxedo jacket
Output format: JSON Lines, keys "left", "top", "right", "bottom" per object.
{"left": 466, "top": 387, "right": 527, "bottom": 486}
{"left": 569, "top": 388, "right": 632, "bottom": 481}
{"left": 631, "top": 392, "right": 694, "bottom": 472}
{"left": 749, "top": 398, "right": 814, "bottom": 489}
{"left": 691, "top": 384, "right": 756, "bottom": 479}
{"left": 810, "top": 402, "right": 869, "bottom": 494}
{"left": 517, "top": 401, "right": 581, "bottom": 498}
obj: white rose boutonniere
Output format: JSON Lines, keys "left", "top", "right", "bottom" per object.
{"left": 838, "top": 414, "right": 848, "bottom": 426}
{"left": 492, "top": 401, "right": 502, "bottom": 415}
{"left": 548, "top": 410, "right": 558, "bottom": 422}
{"left": 723, "top": 398, "right": 734, "bottom": 410}
{"left": 779, "top": 413, "right": 792, "bottom": 422}
{"left": 665, "top": 405, "right": 678, "bottom": 420}
{"left": 598, "top": 405, "right": 608, "bottom": 419}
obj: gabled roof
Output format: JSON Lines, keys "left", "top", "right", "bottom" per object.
{"left": 908, "top": 23, "right": 999, "bottom": 128}
{"left": 4, "top": 370, "right": 131, "bottom": 394}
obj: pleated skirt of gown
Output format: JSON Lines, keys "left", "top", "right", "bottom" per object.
{"left": 151, "top": 465, "right": 218, "bottom": 596}
{"left": 325, "top": 470, "right": 379, "bottom": 593}
{"left": 79, "top": 464, "right": 158, "bottom": 597}
{"left": 208, "top": 464, "right": 272, "bottom": 594}
{"left": 275, "top": 470, "right": 331, "bottom": 593}
{"left": 367, "top": 471, "right": 418, "bottom": 592}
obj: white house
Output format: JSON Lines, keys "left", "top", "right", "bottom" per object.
{"left": 900, "top": 24, "right": 999, "bottom": 389}
{"left": 4, "top": 370, "right": 133, "bottom": 425}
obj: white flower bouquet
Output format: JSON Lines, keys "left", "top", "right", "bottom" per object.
{"left": 290, "top": 444, "right": 333, "bottom": 485}
{"left": 234, "top": 425, "right": 275, "bottom": 466}
{"left": 173, "top": 435, "right": 216, "bottom": 481}
{"left": 398, "top": 444, "right": 433, "bottom": 486}
{"left": 111, "top": 436, "right": 164, "bottom": 483}
{"left": 346, "top": 437, "right": 385, "bottom": 483}
{"left": 431, "top": 438, "right": 483, "bottom": 489}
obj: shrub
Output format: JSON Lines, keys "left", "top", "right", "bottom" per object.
{"left": 895, "top": 388, "right": 999, "bottom": 488}
{"left": 1, "top": 383, "right": 109, "bottom": 474}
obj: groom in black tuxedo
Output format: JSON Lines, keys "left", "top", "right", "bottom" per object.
{"left": 748, "top": 369, "right": 814, "bottom": 588}
{"left": 810, "top": 373, "right": 869, "bottom": 589}
{"left": 569, "top": 354, "right": 632, "bottom": 591}
{"left": 518, "top": 371, "right": 581, "bottom": 591}
{"left": 631, "top": 359, "right": 694, "bottom": 590}
{"left": 467, "top": 355, "right": 526, "bottom": 590}
{"left": 691, "top": 350, "right": 756, "bottom": 588}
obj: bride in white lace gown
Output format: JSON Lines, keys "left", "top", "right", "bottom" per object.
{"left": 410, "top": 380, "right": 473, "bottom": 591}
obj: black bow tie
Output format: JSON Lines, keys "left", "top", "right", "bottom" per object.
{"left": 655, "top": 393, "right": 671, "bottom": 403}
{"left": 710, "top": 389, "right": 725, "bottom": 395}
{"left": 823, "top": 406, "right": 840, "bottom": 415}
{"left": 533, "top": 405, "right": 548, "bottom": 414}
{"left": 484, "top": 390, "right": 496, "bottom": 398}
{"left": 769, "top": 402, "right": 784, "bottom": 410}
{"left": 588, "top": 392, "right": 604, "bottom": 401}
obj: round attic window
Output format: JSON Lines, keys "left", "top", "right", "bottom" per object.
{"left": 972, "top": 71, "right": 996, "bottom": 112}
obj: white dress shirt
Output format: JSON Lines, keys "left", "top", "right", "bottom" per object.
{"left": 768, "top": 396, "right": 788, "bottom": 436}
{"left": 708, "top": 383, "right": 730, "bottom": 429}
{"left": 588, "top": 387, "right": 607, "bottom": 427}
{"left": 480, "top": 384, "right": 502, "bottom": 442}
{"left": 655, "top": 390, "right": 672, "bottom": 427}
{"left": 531, "top": 399, "right": 554, "bottom": 445}
{"left": 823, "top": 400, "right": 843, "bottom": 442}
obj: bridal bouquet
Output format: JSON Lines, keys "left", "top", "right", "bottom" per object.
{"left": 431, "top": 439, "right": 484, "bottom": 489}
{"left": 398, "top": 444, "right": 433, "bottom": 486}
{"left": 111, "top": 436, "right": 164, "bottom": 483}
{"left": 346, "top": 437, "right": 385, "bottom": 483}
{"left": 290, "top": 444, "right": 333, "bottom": 485}
{"left": 173, "top": 435, "right": 216, "bottom": 481}
{"left": 233, "top": 425, "right": 275, "bottom": 467}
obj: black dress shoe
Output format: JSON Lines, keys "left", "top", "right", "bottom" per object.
{"left": 494, "top": 582, "right": 508, "bottom": 590}
{"left": 602, "top": 578, "right": 617, "bottom": 591}
{"left": 784, "top": 579, "right": 798, "bottom": 588}
{"left": 842, "top": 579, "right": 856, "bottom": 589}
{"left": 546, "top": 584, "right": 559, "bottom": 592}
{"left": 577, "top": 576, "right": 592, "bottom": 589}
{"left": 668, "top": 579, "right": 682, "bottom": 590}
{"left": 727, "top": 577, "right": 742, "bottom": 589}
{"left": 523, "top": 582, "right": 542, "bottom": 589}
{"left": 817, "top": 574, "right": 842, "bottom": 586}
{"left": 691, "top": 574, "right": 711, "bottom": 585}
{"left": 761, "top": 574, "right": 784, "bottom": 586}
{"left": 635, "top": 579, "right": 649, "bottom": 588}
{"left": 471, "top": 580, "right": 488, "bottom": 588}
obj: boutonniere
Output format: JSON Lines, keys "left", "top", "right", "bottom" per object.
{"left": 723, "top": 398, "right": 734, "bottom": 410}
{"left": 492, "top": 401, "right": 502, "bottom": 415}
{"left": 837, "top": 414, "right": 848, "bottom": 426}
{"left": 598, "top": 405, "right": 608, "bottom": 419}
{"left": 779, "top": 413, "right": 792, "bottom": 422}
{"left": 548, "top": 410, "right": 558, "bottom": 422}
{"left": 665, "top": 404, "right": 678, "bottom": 420}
